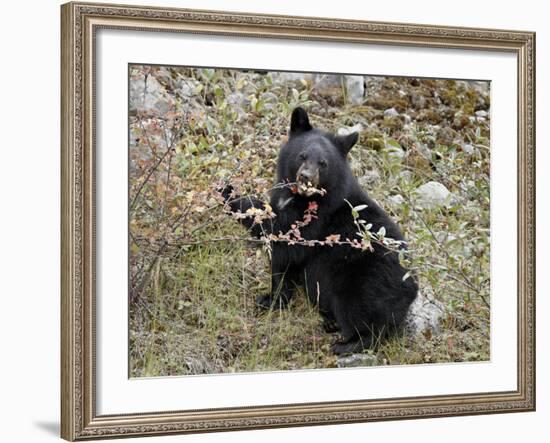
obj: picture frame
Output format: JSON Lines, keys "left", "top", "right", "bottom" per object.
{"left": 61, "top": 1, "right": 536, "bottom": 440}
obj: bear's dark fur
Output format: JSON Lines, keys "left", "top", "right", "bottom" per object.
{"left": 223, "top": 107, "right": 418, "bottom": 355}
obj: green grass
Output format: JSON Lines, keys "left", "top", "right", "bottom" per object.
{"left": 130, "top": 224, "right": 340, "bottom": 376}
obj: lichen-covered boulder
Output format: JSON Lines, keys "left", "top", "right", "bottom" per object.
{"left": 404, "top": 287, "right": 445, "bottom": 336}
{"left": 414, "top": 181, "right": 457, "bottom": 209}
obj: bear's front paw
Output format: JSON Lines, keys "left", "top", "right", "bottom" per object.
{"left": 255, "top": 294, "right": 288, "bottom": 311}
{"left": 218, "top": 184, "right": 235, "bottom": 202}
{"left": 322, "top": 317, "right": 340, "bottom": 333}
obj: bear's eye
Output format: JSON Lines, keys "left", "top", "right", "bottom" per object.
{"left": 319, "top": 159, "right": 328, "bottom": 168}
{"left": 299, "top": 152, "right": 307, "bottom": 161}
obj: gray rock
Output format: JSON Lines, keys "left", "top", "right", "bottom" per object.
{"left": 386, "top": 148, "right": 405, "bottom": 161}
{"left": 271, "top": 72, "right": 312, "bottom": 84}
{"left": 436, "top": 126, "right": 457, "bottom": 146}
{"left": 364, "top": 75, "right": 385, "bottom": 86}
{"left": 259, "top": 91, "right": 278, "bottom": 102}
{"left": 399, "top": 170, "right": 414, "bottom": 182}
{"left": 177, "top": 78, "right": 201, "bottom": 98}
{"left": 311, "top": 73, "right": 341, "bottom": 91}
{"left": 461, "top": 143, "right": 476, "bottom": 155}
{"left": 349, "top": 157, "right": 362, "bottom": 175}
{"left": 184, "top": 356, "right": 214, "bottom": 374}
{"left": 471, "top": 80, "right": 490, "bottom": 95}
{"left": 415, "top": 141, "right": 432, "bottom": 158}
{"left": 344, "top": 75, "right": 365, "bottom": 104}
{"left": 130, "top": 74, "right": 172, "bottom": 114}
{"left": 414, "top": 181, "right": 456, "bottom": 209}
{"left": 388, "top": 194, "right": 405, "bottom": 206}
{"left": 411, "top": 93, "right": 427, "bottom": 109}
{"left": 227, "top": 92, "right": 250, "bottom": 106}
{"left": 337, "top": 353, "right": 379, "bottom": 368}
{"left": 384, "top": 141, "right": 405, "bottom": 161}
{"left": 384, "top": 107, "right": 399, "bottom": 118}
{"left": 358, "top": 169, "right": 380, "bottom": 187}
{"left": 475, "top": 109, "right": 489, "bottom": 118}
{"left": 337, "top": 123, "right": 363, "bottom": 136}
{"left": 404, "top": 288, "right": 445, "bottom": 336}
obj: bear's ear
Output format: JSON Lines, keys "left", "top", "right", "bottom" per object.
{"left": 290, "top": 107, "right": 312, "bottom": 135}
{"left": 336, "top": 132, "right": 359, "bottom": 156}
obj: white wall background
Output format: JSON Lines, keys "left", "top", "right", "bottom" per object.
{"left": 0, "top": 0, "right": 546, "bottom": 442}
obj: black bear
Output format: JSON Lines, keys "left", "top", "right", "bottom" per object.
{"left": 223, "top": 107, "right": 418, "bottom": 355}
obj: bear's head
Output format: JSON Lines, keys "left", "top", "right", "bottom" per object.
{"left": 277, "top": 107, "right": 359, "bottom": 199}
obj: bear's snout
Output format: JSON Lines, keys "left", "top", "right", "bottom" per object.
{"left": 298, "top": 168, "right": 315, "bottom": 183}
{"left": 296, "top": 164, "right": 321, "bottom": 196}
{"left": 296, "top": 164, "right": 319, "bottom": 185}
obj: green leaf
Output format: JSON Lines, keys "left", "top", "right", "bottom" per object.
{"left": 385, "top": 138, "right": 401, "bottom": 149}
{"left": 193, "top": 83, "right": 204, "bottom": 94}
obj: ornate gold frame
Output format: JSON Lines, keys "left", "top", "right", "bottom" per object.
{"left": 61, "top": 1, "right": 536, "bottom": 440}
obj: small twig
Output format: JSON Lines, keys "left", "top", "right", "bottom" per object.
{"left": 130, "top": 119, "right": 172, "bottom": 212}
{"left": 130, "top": 118, "right": 183, "bottom": 213}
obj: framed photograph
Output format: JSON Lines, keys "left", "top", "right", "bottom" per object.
{"left": 61, "top": 1, "right": 535, "bottom": 440}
